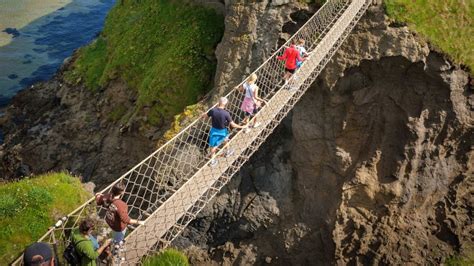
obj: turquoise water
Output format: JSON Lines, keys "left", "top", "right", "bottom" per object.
{"left": 0, "top": 0, "right": 115, "bottom": 106}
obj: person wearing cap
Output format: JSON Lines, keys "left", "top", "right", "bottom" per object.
{"left": 23, "top": 242, "right": 55, "bottom": 266}
{"left": 202, "top": 97, "right": 246, "bottom": 166}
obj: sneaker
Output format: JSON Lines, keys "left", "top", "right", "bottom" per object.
{"left": 252, "top": 122, "right": 261, "bottom": 128}
{"left": 224, "top": 149, "right": 235, "bottom": 158}
{"left": 209, "top": 158, "right": 218, "bottom": 167}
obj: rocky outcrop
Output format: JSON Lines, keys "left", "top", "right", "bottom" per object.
{"left": 0, "top": 64, "right": 154, "bottom": 185}
{"left": 177, "top": 3, "right": 473, "bottom": 265}
{"left": 212, "top": 0, "right": 315, "bottom": 98}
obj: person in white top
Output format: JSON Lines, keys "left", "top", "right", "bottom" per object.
{"left": 295, "top": 39, "right": 310, "bottom": 69}
{"left": 236, "top": 73, "right": 266, "bottom": 133}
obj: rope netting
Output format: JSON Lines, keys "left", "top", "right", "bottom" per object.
{"left": 12, "top": 0, "right": 370, "bottom": 265}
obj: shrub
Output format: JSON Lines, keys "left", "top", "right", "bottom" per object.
{"left": 142, "top": 248, "right": 189, "bottom": 266}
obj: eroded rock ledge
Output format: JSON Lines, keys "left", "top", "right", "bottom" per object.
{"left": 178, "top": 3, "right": 473, "bottom": 265}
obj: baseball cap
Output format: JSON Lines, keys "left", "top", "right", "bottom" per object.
{"left": 23, "top": 242, "right": 53, "bottom": 266}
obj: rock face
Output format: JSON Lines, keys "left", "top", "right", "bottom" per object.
{"left": 177, "top": 3, "right": 474, "bottom": 265}
{"left": 0, "top": 0, "right": 472, "bottom": 265}
{"left": 212, "top": 0, "right": 315, "bottom": 98}
{"left": 0, "top": 68, "right": 154, "bottom": 185}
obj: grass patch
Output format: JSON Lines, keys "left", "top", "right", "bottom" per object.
{"left": 0, "top": 173, "right": 90, "bottom": 263}
{"left": 385, "top": 0, "right": 474, "bottom": 73}
{"left": 108, "top": 104, "right": 128, "bottom": 122}
{"left": 446, "top": 253, "right": 474, "bottom": 266}
{"left": 65, "top": 0, "right": 224, "bottom": 126}
{"left": 142, "top": 248, "right": 189, "bottom": 266}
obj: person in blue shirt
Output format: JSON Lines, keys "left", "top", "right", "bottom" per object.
{"left": 202, "top": 97, "right": 246, "bottom": 166}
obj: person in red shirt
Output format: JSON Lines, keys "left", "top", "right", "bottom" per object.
{"left": 95, "top": 182, "right": 144, "bottom": 243}
{"left": 277, "top": 42, "right": 303, "bottom": 85}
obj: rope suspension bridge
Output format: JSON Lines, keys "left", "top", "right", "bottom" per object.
{"left": 13, "top": 0, "right": 370, "bottom": 264}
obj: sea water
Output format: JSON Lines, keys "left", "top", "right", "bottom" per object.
{"left": 0, "top": 0, "right": 115, "bottom": 107}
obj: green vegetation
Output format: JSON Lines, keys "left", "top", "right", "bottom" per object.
{"left": 158, "top": 103, "right": 204, "bottom": 146}
{"left": 66, "top": 0, "right": 224, "bottom": 126}
{"left": 142, "top": 248, "right": 189, "bottom": 266}
{"left": 385, "top": 0, "right": 474, "bottom": 73}
{"left": 446, "top": 250, "right": 474, "bottom": 266}
{"left": 0, "top": 173, "right": 90, "bottom": 262}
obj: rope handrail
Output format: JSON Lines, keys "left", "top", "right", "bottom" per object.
{"left": 12, "top": 0, "right": 371, "bottom": 265}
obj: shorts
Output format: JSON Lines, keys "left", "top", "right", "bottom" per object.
{"left": 245, "top": 109, "right": 259, "bottom": 117}
{"left": 113, "top": 229, "right": 127, "bottom": 243}
{"left": 285, "top": 67, "right": 296, "bottom": 74}
{"left": 209, "top": 127, "right": 229, "bottom": 148}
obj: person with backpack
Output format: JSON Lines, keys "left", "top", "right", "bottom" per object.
{"left": 70, "top": 219, "right": 112, "bottom": 266}
{"left": 95, "top": 182, "right": 145, "bottom": 243}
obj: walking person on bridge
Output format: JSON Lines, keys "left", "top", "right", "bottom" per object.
{"left": 95, "top": 182, "right": 145, "bottom": 243}
{"left": 71, "top": 219, "right": 112, "bottom": 266}
{"left": 295, "top": 39, "right": 310, "bottom": 69}
{"left": 202, "top": 97, "right": 246, "bottom": 167}
{"left": 278, "top": 41, "right": 303, "bottom": 87}
{"left": 236, "top": 73, "right": 266, "bottom": 132}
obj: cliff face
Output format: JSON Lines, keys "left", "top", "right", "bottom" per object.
{"left": 0, "top": 0, "right": 472, "bottom": 265}
{"left": 0, "top": 75, "right": 154, "bottom": 185}
{"left": 177, "top": 3, "right": 473, "bottom": 265}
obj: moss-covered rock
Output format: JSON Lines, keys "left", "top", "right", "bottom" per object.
{"left": 0, "top": 173, "right": 90, "bottom": 262}
{"left": 385, "top": 0, "right": 473, "bottom": 73}
{"left": 65, "top": 0, "right": 224, "bottom": 127}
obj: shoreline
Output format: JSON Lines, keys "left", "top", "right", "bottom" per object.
{"left": 0, "top": 0, "right": 72, "bottom": 47}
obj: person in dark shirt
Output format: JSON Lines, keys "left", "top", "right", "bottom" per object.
{"left": 23, "top": 242, "right": 55, "bottom": 266}
{"left": 202, "top": 97, "right": 246, "bottom": 166}
{"left": 95, "top": 182, "right": 145, "bottom": 243}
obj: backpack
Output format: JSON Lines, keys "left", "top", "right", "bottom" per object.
{"left": 105, "top": 199, "right": 120, "bottom": 230}
{"left": 97, "top": 194, "right": 119, "bottom": 230}
{"left": 63, "top": 239, "right": 86, "bottom": 265}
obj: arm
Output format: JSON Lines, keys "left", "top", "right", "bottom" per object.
{"left": 235, "top": 84, "right": 244, "bottom": 93}
{"left": 277, "top": 49, "right": 288, "bottom": 61}
{"left": 129, "top": 219, "right": 145, "bottom": 225}
{"left": 230, "top": 121, "right": 246, "bottom": 129}
{"left": 96, "top": 239, "right": 112, "bottom": 255}
{"left": 296, "top": 51, "right": 303, "bottom": 62}
{"left": 116, "top": 204, "right": 132, "bottom": 225}
{"left": 201, "top": 109, "right": 212, "bottom": 120}
{"left": 253, "top": 87, "right": 265, "bottom": 103}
